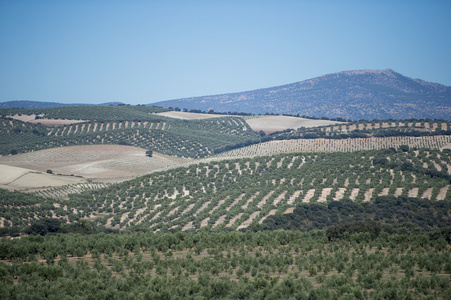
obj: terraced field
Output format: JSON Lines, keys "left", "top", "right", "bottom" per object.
{"left": 63, "top": 148, "right": 450, "bottom": 232}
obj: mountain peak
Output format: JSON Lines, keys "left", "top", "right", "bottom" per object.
{"left": 335, "top": 68, "right": 397, "bottom": 76}
{"left": 152, "top": 69, "right": 451, "bottom": 120}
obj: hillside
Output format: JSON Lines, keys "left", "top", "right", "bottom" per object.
{"left": 152, "top": 69, "right": 451, "bottom": 120}
{"left": 2, "top": 147, "right": 443, "bottom": 233}
{"left": 0, "top": 106, "right": 260, "bottom": 158}
{"left": 1, "top": 107, "right": 451, "bottom": 298}
{"left": 0, "top": 100, "right": 125, "bottom": 109}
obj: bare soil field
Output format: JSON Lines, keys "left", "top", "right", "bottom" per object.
{"left": 0, "top": 164, "right": 83, "bottom": 191}
{"left": 8, "top": 114, "right": 87, "bottom": 125}
{"left": 245, "top": 115, "right": 345, "bottom": 134}
{"left": 0, "top": 145, "right": 191, "bottom": 184}
{"left": 155, "top": 111, "right": 226, "bottom": 120}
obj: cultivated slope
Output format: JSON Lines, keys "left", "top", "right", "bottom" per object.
{"left": 64, "top": 148, "right": 450, "bottom": 232}
{"left": 152, "top": 69, "right": 451, "bottom": 120}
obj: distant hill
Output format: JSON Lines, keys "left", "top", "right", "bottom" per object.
{"left": 151, "top": 69, "right": 451, "bottom": 120}
{"left": 0, "top": 100, "right": 125, "bottom": 109}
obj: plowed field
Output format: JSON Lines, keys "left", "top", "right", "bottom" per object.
{"left": 0, "top": 145, "right": 190, "bottom": 184}
{"left": 0, "top": 164, "right": 83, "bottom": 191}
{"left": 245, "top": 115, "right": 344, "bottom": 133}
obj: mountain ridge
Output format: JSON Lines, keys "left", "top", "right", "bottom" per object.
{"left": 152, "top": 69, "right": 451, "bottom": 120}
{"left": 0, "top": 100, "right": 126, "bottom": 109}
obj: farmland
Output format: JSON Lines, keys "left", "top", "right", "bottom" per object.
{"left": 0, "top": 164, "right": 83, "bottom": 191}
{"left": 1, "top": 104, "right": 451, "bottom": 298}
{"left": 3, "top": 147, "right": 446, "bottom": 234}
{"left": 244, "top": 115, "right": 344, "bottom": 134}
{"left": 1, "top": 230, "right": 450, "bottom": 299}
{"left": 156, "top": 111, "right": 227, "bottom": 120}
{"left": 0, "top": 106, "right": 260, "bottom": 158}
{"left": 215, "top": 136, "right": 451, "bottom": 158}
{"left": 0, "top": 145, "right": 190, "bottom": 183}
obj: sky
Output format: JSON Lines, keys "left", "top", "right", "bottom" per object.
{"left": 1, "top": 0, "right": 450, "bottom": 105}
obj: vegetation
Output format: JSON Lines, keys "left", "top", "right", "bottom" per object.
{"left": 0, "top": 106, "right": 260, "bottom": 158}
{"left": 3, "top": 148, "right": 448, "bottom": 235}
{"left": 1, "top": 104, "right": 451, "bottom": 298}
{"left": 0, "top": 105, "right": 169, "bottom": 122}
{"left": 1, "top": 230, "right": 450, "bottom": 299}
{"left": 252, "top": 196, "right": 451, "bottom": 233}
{"left": 270, "top": 119, "right": 451, "bottom": 141}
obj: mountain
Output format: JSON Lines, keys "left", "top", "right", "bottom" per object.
{"left": 0, "top": 100, "right": 126, "bottom": 109}
{"left": 151, "top": 69, "right": 451, "bottom": 120}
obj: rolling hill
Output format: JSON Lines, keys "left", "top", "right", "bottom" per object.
{"left": 0, "top": 100, "right": 125, "bottom": 109}
{"left": 1, "top": 103, "right": 451, "bottom": 298}
{"left": 152, "top": 69, "right": 451, "bottom": 120}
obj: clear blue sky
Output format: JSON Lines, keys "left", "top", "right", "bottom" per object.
{"left": 1, "top": 0, "right": 450, "bottom": 105}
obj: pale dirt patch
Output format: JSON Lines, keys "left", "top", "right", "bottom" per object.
{"left": 7, "top": 172, "right": 82, "bottom": 190}
{"left": 237, "top": 211, "right": 260, "bottom": 230}
{"left": 182, "top": 221, "right": 194, "bottom": 231}
{"left": 287, "top": 190, "right": 302, "bottom": 205}
{"left": 394, "top": 188, "right": 404, "bottom": 197}
{"left": 272, "top": 191, "right": 287, "bottom": 206}
{"left": 283, "top": 207, "right": 295, "bottom": 214}
{"left": 200, "top": 217, "right": 210, "bottom": 227}
{"left": 363, "top": 188, "right": 374, "bottom": 202}
{"left": 333, "top": 188, "right": 346, "bottom": 201}
{"left": 257, "top": 191, "right": 275, "bottom": 208}
{"left": 245, "top": 115, "right": 344, "bottom": 134}
{"left": 344, "top": 178, "right": 349, "bottom": 187}
{"left": 0, "top": 164, "right": 31, "bottom": 184}
{"left": 128, "top": 207, "right": 147, "bottom": 225}
{"left": 432, "top": 161, "right": 442, "bottom": 172}
{"left": 437, "top": 185, "right": 449, "bottom": 201}
{"left": 8, "top": 114, "right": 87, "bottom": 125}
{"left": 167, "top": 206, "right": 179, "bottom": 217}
{"left": 421, "top": 188, "right": 433, "bottom": 200}
{"left": 226, "top": 213, "right": 243, "bottom": 227}
{"left": 303, "top": 189, "right": 316, "bottom": 202}
{"left": 8, "top": 114, "right": 37, "bottom": 122}
{"left": 0, "top": 145, "right": 190, "bottom": 182}
{"left": 378, "top": 188, "right": 389, "bottom": 196}
{"left": 259, "top": 209, "right": 278, "bottom": 224}
{"left": 155, "top": 111, "right": 226, "bottom": 120}
{"left": 349, "top": 188, "right": 360, "bottom": 201}
{"left": 212, "top": 215, "right": 226, "bottom": 228}
{"left": 0, "top": 164, "right": 83, "bottom": 191}
{"left": 318, "top": 188, "right": 332, "bottom": 202}
{"left": 120, "top": 212, "right": 130, "bottom": 223}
